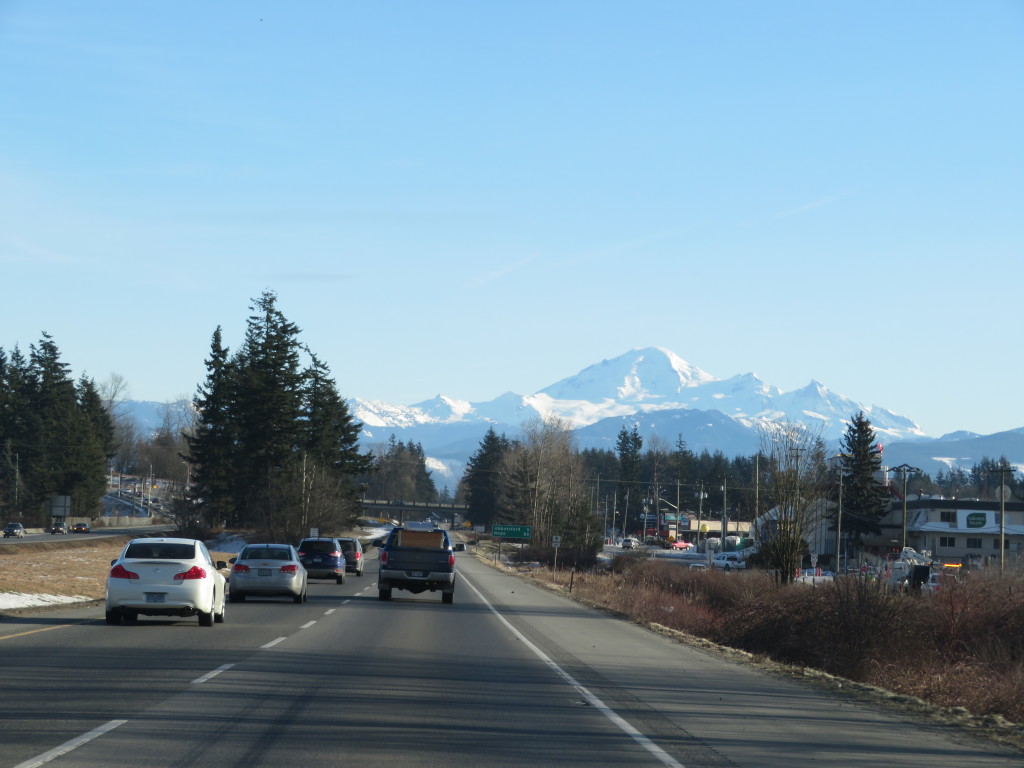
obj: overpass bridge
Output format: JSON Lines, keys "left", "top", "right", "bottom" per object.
{"left": 361, "top": 498, "right": 468, "bottom": 525}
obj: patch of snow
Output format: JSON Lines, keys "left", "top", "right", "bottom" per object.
{"left": 0, "top": 592, "right": 91, "bottom": 610}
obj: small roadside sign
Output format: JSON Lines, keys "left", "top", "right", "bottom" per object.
{"left": 309, "top": 528, "right": 319, "bottom": 538}
{"left": 552, "top": 535, "right": 562, "bottom": 547}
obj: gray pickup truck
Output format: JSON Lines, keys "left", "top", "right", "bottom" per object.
{"left": 377, "top": 522, "right": 456, "bottom": 604}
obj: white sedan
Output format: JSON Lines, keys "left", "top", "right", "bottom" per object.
{"left": 105, "top": 537, "right": 227, "bottom": 626}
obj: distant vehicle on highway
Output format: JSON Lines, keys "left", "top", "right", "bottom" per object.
{"left": 296, "top": 537, "right": 347, "bottom": 584}
{"left": 670, "top": 539, "right": 693, "bottom": 550}
{"left": 3, "top": 522, "right": 25, "bottom": 538}
{"left": 621, "top": 537, "right": 640, "bottom": 550}
{"left": 711, "top": 552, "right": 746, "bottom": 570}
{"left": 105, "top": 537, "right": 227, "bottom": 626}
{"left": 72, "top": 522, "right": 90, "bottom": 534}
{"left": 337, "top": 537, "right": 365, "bottom": 577}
{"left": 228, "top": 544, "right": 307, "bottom": 603}
{"left": 49, "top": 521, "right": 69, "bottom": 535}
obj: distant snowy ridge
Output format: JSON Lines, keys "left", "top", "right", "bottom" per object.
{"left": 350, "top": 347, "right": 924, "bottom": 444}
{"left": 123, "top": 347, "right": 1022, "bottom": 483}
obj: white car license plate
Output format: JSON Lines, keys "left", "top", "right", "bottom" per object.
{"left": 258, "top": 568, "right": 272, "bottom": 577}
{"left": 312, "top": 557, "right": 321, "bottom": 563}
{"left": 144, "top": 592, "right": 166, "bottom": 603}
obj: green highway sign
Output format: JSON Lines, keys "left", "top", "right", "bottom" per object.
{"left": 492, "top": 524, "right": 532, "bottom": 539}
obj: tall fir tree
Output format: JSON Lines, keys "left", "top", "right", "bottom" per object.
{"left": 839, "top": 411, "right": 888, "bottom": 543}
{"left": 615, "top": 424, "right": 643, "bottom": 534}
{"left": 461, "top": 427, "right": 511, "bottom": 527}
{"left": 185, "top": 326, "right": 238, "bottom": 527}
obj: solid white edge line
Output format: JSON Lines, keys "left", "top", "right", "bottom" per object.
{"left": 262, "top": 637, "right": 287, "bottom": 648}
{"left": 14, "top": 719, "right": 128, "bottom": 768}
{"left": 461, "top": 574, "right": 687, "bottom": 768}
{"left": 192, "top": 663, "right": 235, "bottom": 684}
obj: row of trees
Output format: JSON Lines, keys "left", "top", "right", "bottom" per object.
{"left": 458, "top": 410, "right": 1018, "bottom": 580}
{"left": 0, "top": 334, "right": 115, "bottom": 522}
{"left": 460, "top": 419, "right": 603, "bottom": 565}
{"left": 184, "top": 292, "right": 372, "bottom": 539}
{"left": 461, "top": 415, "right": 885, "bottom": 535}
{"left": 360, "top": 435, "right": 439, "bottom": 503}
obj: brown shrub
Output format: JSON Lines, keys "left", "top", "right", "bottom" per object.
{"left": 531, "top": 559, "right": 1024, "bottom": 725}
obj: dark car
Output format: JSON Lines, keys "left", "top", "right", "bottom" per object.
{"left": 337, "top": 537, "right": 364, "bottom": 577}
{"left": 296, "top": 537, "right": 346, "bottom": 584}
{"left": 72, "top": 522, "right": 90, "bottom": 534}
{"left": 3, "top": 522, "right": 26, "bottom": 538}
{"left": 49, "top": 521, "right": 69, "bottom": 535}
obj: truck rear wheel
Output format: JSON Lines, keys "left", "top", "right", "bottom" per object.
{"left": 378, "top": 588, "right": 392, "bottom": 601}
{"left": 442, "top": 591, "right": 453, "bottom": 605}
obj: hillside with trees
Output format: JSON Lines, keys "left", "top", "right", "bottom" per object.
{"left": 0, "top": 334, "right": 115, "bottom": 523}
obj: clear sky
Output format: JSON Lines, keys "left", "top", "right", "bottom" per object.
{"left": 1, "top": 1, "right": 1021, "bottom": 438}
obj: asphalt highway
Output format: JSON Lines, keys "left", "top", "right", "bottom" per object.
{"left": 0, "top": 550, "right": 1020, "bottom": 768}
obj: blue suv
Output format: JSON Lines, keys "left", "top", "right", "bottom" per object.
{"left": 296, "top": 537, "right": 346, "bottom": 584}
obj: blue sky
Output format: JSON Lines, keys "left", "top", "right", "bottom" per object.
{"left": 1, "top": 1, "right": 1021, "bottom": 438}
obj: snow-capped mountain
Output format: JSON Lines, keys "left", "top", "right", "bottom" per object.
{"left": 352, "top": 347, "right": 924, "bottom": 447}
{"left": 349, "top": 347, "right": 940, "bottom": 484}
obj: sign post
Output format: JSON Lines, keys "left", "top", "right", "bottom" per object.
{"left": 551, "top": 535, "right": 561, "bottom": 580}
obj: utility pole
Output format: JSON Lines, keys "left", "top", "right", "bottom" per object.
{"left": 990, "top": 467, "right": 1017, "bottom": 573}
{"left": 890, "top": 464, "right": 921, "bottom": 551}
{"left": 721, "top": 476, "right": 728, "bottom": 541}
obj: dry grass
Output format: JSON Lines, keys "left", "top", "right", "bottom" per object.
{"left": 498, "top": 553, "right": 1024, "bottom": 751}
{"left": 0, "top": 538, "right": 235, "bottom": 602}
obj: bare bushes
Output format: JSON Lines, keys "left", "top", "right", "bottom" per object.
{"left": 540, "top": 558, "right": 1024, "bottom": 723}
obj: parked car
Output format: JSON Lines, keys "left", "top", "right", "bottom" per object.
{"left": 3, "top": 522, "right": 26, "bottom": 538}
{"left": 453, "top": 541, "right": 467, "bottom": 552}
{"left": 621, "top": 537, "right": 640, "bottom": 550}
{"left": 337, "top": 537, "right": 364, "bottom": 577}
{"left": 670, "top": 539, "right": 693, "bottom": 550}
{"left": 228, "top": 544, "right": 307, "bottom": 603}
{"left": 296, "top": 537, "right": 347, "bottom": 584}
{"left": 711, "top": 552, "right": 746, "bottom": 570}
{"left": 105, "top": 537, "right": 227, "bottom": 626}
{"left": 49, "top": 521, "right": 69, "bottom": 535}
{"left": 72, "top": 522, "right": 90, "bottom": 534}
{"left": 688, "top": 562, "right": 708, "bottom": 571}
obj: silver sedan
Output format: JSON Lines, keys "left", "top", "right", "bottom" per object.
{"left": 228, "top": 544, "right": 308, "bottom": 603}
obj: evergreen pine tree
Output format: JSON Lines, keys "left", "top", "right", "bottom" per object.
{"left": 185, "top": 327, "right": 238, "bottom": 528}
{"left": 839, "top": 411, "right": 888, "bottom": 543}
{"left": 462, "top": 427, "right": 511, "bottom": 527}
{"left": 615, "top": 425, "right": 642, "bottom": 535}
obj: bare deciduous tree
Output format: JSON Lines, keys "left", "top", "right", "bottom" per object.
{"left": 754, "top": 423, "right": 832, "bottom": 585}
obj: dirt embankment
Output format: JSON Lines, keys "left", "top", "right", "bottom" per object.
{"left": 0, "top": 537, "right": 235, "bottom": 602}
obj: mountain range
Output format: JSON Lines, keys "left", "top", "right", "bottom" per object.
{"left": 126, "top": 347, "right": 1024, "bottom": 488}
